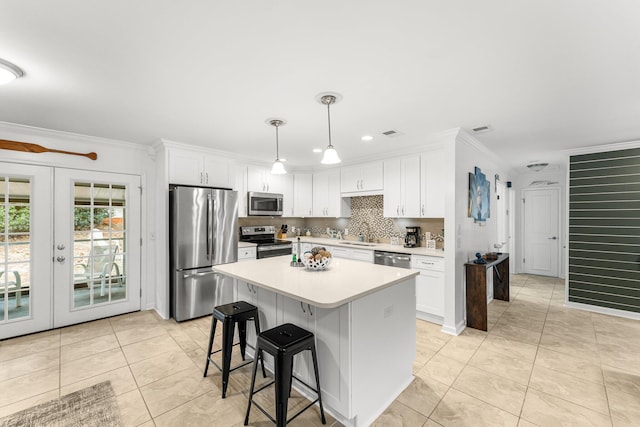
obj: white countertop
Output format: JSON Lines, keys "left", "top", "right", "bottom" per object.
{"left": 238, "top": 241, "right": 257, "bottom": 248}
{"left": 214, "top": 255, "right": 419, "bottom": 308}
{"left": 286, "top": 236, "right": 445, "bottom": 257}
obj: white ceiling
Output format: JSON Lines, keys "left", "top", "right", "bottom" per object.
{"left": 1, "top": 1, "right": 639, "bottom": 172}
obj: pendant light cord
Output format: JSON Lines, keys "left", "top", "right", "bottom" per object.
{"left": 275, "top": 123, "right": 280, "bottom": 159}
{"left": 326, "top": 101, "right": 333, "bottom": 148}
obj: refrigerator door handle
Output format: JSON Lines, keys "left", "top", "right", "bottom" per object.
{"left": 182, "top": 271, "right": 218, "bottom": 279}
{"left": 207, "top": 193, "right": 214, "bottom": 261}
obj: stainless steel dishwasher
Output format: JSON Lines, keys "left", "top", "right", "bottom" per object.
{"left": 373, "top": 250, "right": 412, "bottom": 269}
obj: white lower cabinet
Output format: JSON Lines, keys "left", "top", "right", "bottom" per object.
{"left": 237, "top": 246, "right": 256, "bottom": 261}
{"left": 348, "top": 248, "right": 373, "bottom": 263}
{"left": 325, "top": 245, "right": 373, "bottom": 263}
{"left": 413, "top": 255, "right": 444, "bottom": 324}
{"left": 326, "top": 245, "right": 350, "bottom": 259}
{"left": 278, "top": 295, "right": 350, "bottom": 417}
{"left": 235, "top": 281, "right": 278, "bottom": 358}
{"left": 234, "top": 274, "right": 416, "bottom": 426}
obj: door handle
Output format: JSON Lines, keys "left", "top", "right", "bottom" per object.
{"left": 56, "top": 256, "right": 65, "bottom": 263}
{"left": 183, "top": 271, "right": 218, "bottom": 279}
{"left": 207, "top": 194, "right": 214, "bottom": 260}
{"left": 548, "top": 236, "right": 557, "bottom": 240}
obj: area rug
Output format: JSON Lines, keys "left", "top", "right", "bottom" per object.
{"left": 0, "top": 381, "right": 122, "bottom": 427}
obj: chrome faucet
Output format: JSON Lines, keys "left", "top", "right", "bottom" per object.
{"left": 358, "top": 221, "right": 371, "bottom": 242}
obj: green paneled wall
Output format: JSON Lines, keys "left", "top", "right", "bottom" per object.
{"left": 569, "top": 147, "right": 640, "bottom": 313}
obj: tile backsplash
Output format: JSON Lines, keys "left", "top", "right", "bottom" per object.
{"left": 239, "top": 195, "right": 444, "bottom": 247}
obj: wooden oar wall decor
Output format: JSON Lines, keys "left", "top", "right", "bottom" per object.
{"left": 0, "top": 139, "right": 97, "bottom": 160}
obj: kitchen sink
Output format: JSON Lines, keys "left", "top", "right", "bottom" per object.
{"left": 338, "top": 241, "right": 378, "bottom": 247}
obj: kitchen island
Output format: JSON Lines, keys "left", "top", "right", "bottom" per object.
{"left": 214, "top": 255, "right": 418, "bottom": 427}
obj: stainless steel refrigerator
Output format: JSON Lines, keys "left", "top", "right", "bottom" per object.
{"left": 169, "top": 185, "right": 238, "bottom": 321}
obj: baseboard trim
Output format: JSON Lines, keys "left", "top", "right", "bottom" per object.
{"left": 564, "top": 301, "right": 640, "bottom": 321}
{"left": 441, "top": 319, "right": 466, "bottom": 336}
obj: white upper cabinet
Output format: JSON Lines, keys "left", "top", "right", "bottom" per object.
{"left": 313, "top": 171, "right": 329, "bottom": 217}
{"left": 235, "top": 164, "right": 248, "bottom": 217}
{"left": 313, "top": 170, "right": 350, "bottom": 217}
{"left": 168, "top": 148, "right": 234, "bottom": 188}
{"left": 340, "top": 161, "right": 383, "bottom": 195}
{"left": 383, "top": 157, "right": 420, "bottom": 218}
{"left": 280, "top": 173, "right": 295, "bottom": 217}
{"left": 293, "top": 173, "right": 313, "bottom": 217}
{"left": 421, "top": 148, "right": 445, "bottom": 218}
{"left": 247, "top": 165, "right": 282, "bottom": 193}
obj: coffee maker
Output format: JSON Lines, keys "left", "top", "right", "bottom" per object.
{"left": 404, "top": 226, "right": 421, "bottom": 248}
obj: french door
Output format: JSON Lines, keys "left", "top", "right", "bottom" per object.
{"left": 53, "top": 169, "right": 141, "bottom": 328}
{"left": 0, "top": 164, "right": 141, "bottom": 339}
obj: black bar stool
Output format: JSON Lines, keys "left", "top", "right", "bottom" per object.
{"left": 203, "top": 300, "right": 265, "bottom": 398}
{"left": 244, "top": 323, "right": 326, "bottom": 426}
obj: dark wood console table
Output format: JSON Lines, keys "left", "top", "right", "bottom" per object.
{"left": 465, "top": 253, "right": 509, "bottom": 331}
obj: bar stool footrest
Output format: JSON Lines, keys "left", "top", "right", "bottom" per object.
{"left": 205, "top": 341, "right": 254, "bottom": 376}
{"left": 247, "top": 375, "right": 322, "bottom": 425}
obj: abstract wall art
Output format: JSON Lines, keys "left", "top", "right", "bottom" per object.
{"left": 468, "top": 166, "right": 490, "bottom": 222}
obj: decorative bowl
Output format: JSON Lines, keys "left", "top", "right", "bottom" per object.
{"left": 302, "top": 253, "right": 333, "bottom": 271}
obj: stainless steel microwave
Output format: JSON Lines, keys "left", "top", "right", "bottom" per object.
{"left": 247, "top": 192, "right": 283, "bottom": 216}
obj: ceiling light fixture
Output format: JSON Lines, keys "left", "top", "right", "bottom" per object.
{"left": 318, "top": 93, "right": 342, "bottom": 165}
{"left": 0, "top": 58, "right": 24, "bottom": 85}
{"left": 267, "top": 118, "right": 287, "bottom": 175}
{"left": 361, "top": 135, "right": 373, "bottom": 141}
{"left": 527, "top": 162, "right": 549, "bottom": 172}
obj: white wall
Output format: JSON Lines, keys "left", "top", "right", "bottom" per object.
{"left": 444, "top": 129, "right": 511, "bottom": 334}
{"left": 0, "top": 121, "right": 158, "bottom": 311}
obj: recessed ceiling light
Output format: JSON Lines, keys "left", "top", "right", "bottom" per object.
{"left": 0, "top": 58, "right": 24, "bottom": 85}
{"left": 312, "top": 148, "right": 322, "bottom": 153}
{"left": 471, "top": 125, "right": 492, "bottom": 133}
{"left": 527, "top": 162, "right": 549, "bottom": 172}
{"left": 361, "top": 135, "right": 373, "bottom": 141}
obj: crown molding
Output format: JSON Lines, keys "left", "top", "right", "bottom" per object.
{"left": 0, "top": 120, "right": 150, "bottom": 152}
{"left": 563, "top": 138, "right": 640, "bottom": 157}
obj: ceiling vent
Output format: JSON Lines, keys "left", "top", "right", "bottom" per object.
{"left": 471, "top": 125, "right": 492, "bottom": 133}
{"left": 381, "top": 129, "right": 403, "bottom": 137}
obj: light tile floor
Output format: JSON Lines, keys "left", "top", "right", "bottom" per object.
{"left": 1, "top": 274, "right": 639, "bottom": 426}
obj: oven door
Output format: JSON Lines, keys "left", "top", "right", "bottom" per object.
{"left": 248, "top": 192, "right": 283, "bottom": 216}
{"left": 257, "top": 244, "right": 292, "bottom": 259}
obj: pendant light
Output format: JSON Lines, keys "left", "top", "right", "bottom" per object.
{"left": 319, "top": 93, "right": 342, "bottom": 165}
{"left": 268, "top": 119, "right": 287, "bottom": 174}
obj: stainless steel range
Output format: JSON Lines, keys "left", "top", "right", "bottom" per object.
{"left": 240, "top": 226, "right": 292, "bottom": 259}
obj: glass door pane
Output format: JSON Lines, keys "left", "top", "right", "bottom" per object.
{"left": 0, "top": 177, "right": 32, "bottom": 320}
{"left": 72, "top": 183, "right": 128, "bottom": 308}
{"left": 0, "top": 164, "right": 52, "bottom": 340}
